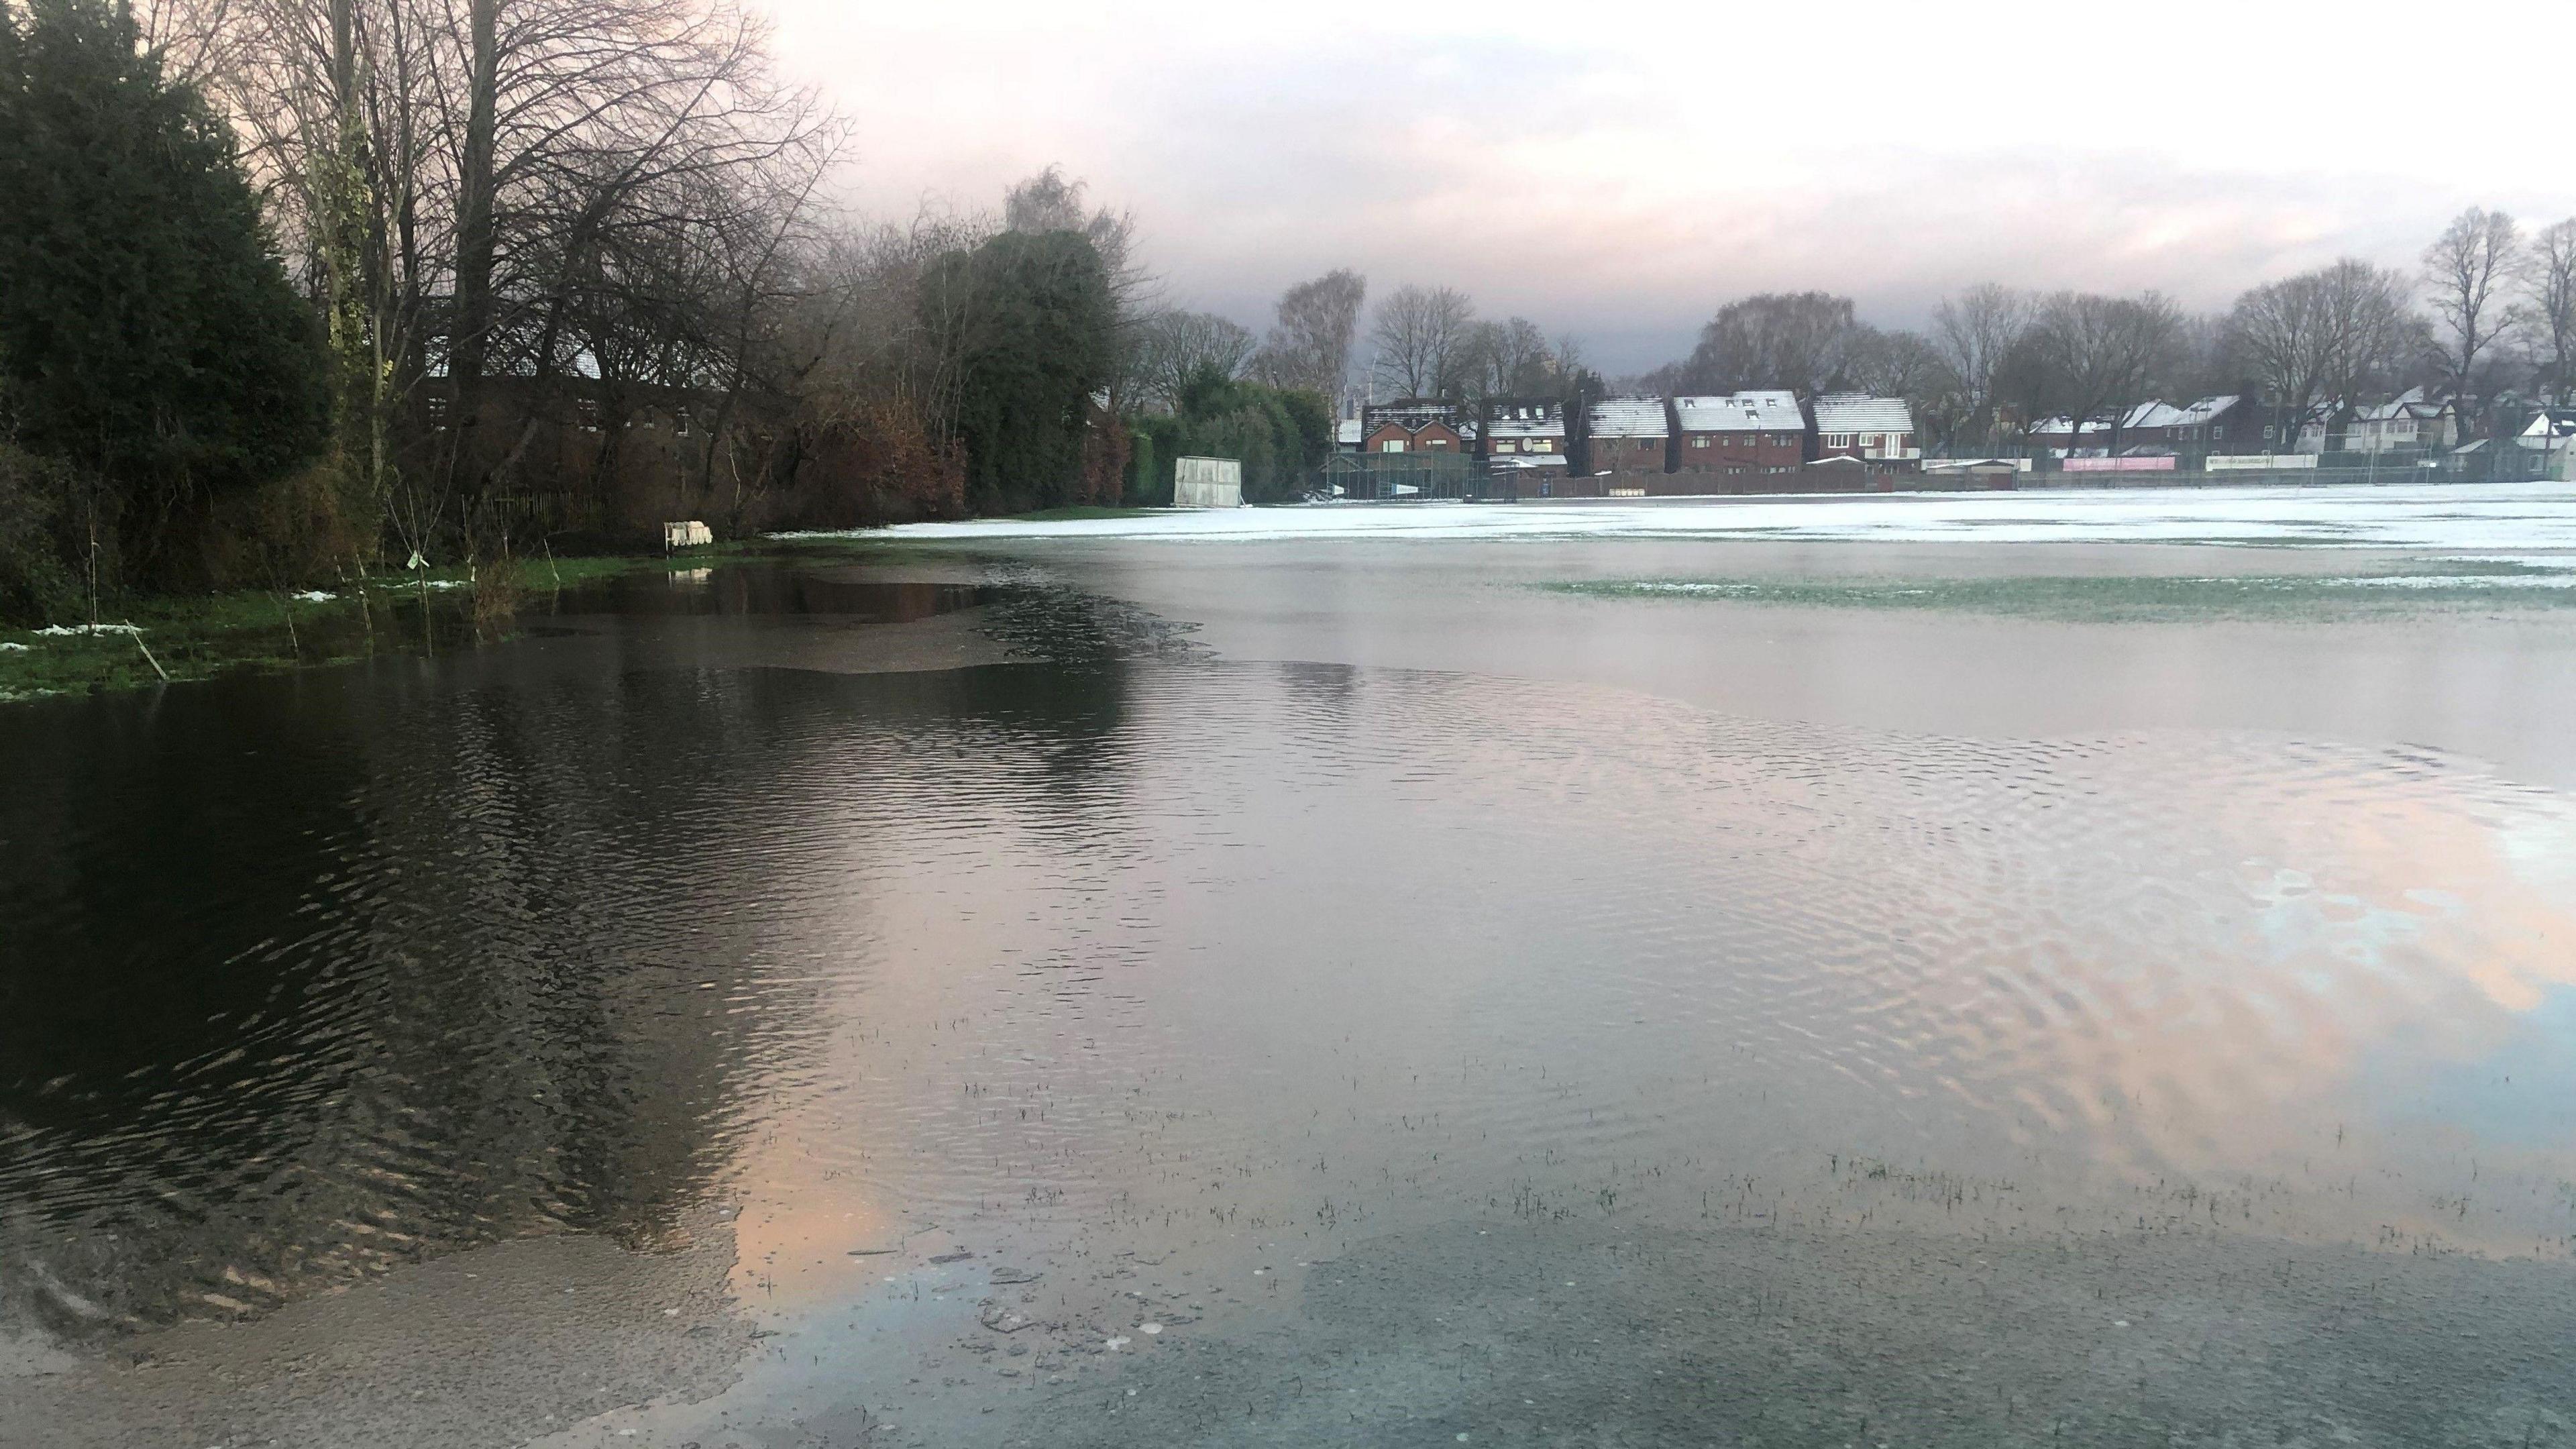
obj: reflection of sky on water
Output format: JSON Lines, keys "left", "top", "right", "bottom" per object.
{"left": 9, "top": 570, "right": 2576, "bottom": 1348}
{"left": 2380, "top": 987, "right": 2576, "bottom": 1152}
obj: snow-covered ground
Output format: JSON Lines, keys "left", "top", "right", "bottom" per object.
{"left": 819, "top": 482, "right": 2576, "bottom": 554}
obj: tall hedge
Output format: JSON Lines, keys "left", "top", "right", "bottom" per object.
{"left": 1126, "top": 365, "right": 1330, "bottom": 504}
{"left": 924, "top": 229, "right": 1116, "bottom": 513}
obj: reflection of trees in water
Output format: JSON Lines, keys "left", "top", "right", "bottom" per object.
{"left": 0, "top": 653, "right": 1143, "bottom": 1338}
{"left": 551, "top": 566, "right": 999, "bottom": 621}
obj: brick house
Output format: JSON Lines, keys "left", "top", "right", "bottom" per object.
{"left": 1481, "top": 400, "right": 1566, "bottom": 462}
{"left": 1359, "top": 400, "right": 1466, "bottom": 454}
{"left": 1585, "top": 396, "right": 1668, "bottom": 478}
{"left": 1672, "top": 392, "right": 1805, "bottom": 482}
{"left": 2110, "top": 396, "right": 2270, "bottom": 455}
{"left": 1807, "top": 394, "right": 1919, "bottom": 470}
{"left": 2169, "top": 396, "right": 2268, "bottom": 453}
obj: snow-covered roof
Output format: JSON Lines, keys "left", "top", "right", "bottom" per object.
{"left": 1365, "top": 401, "right": 1462, "bottom": 431}
{"left": 1811, "top": 394, "right": 1913, "bottom": 433}
{"left": 1337, "top": 419, "right": 1362, "bottom": 445}
{"left": 2030, "top": 415, "right": 2110, "bottom": 435}
{"left": 2176, "top": 395, "right": 2239, "bottom": 426}
{"left": 1674, "top": 390, "right": 1801, "bottom": 432}
{"left": 1588, "top": 396, "right": 1668, "bottom": 438}
{"left": 2354, "top": 391, "right": 2453, "bottom": 423}
{"left": 1485, "top": 402, "right": 1564, "bottom": 440}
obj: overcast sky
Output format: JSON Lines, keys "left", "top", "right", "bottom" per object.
{"left": 769, "top": 0, "right": 2576, "bottom": 374}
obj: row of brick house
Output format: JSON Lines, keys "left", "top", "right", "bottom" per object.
{"left": 1340, "top": 391, "right": 1921, "bottom": 496}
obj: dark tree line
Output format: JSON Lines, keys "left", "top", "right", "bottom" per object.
{"left": 0, "top": 0, "right": 1159, "bottom": 623}
{"left": 0, "top": 0, "right": 327, "bottom": 616}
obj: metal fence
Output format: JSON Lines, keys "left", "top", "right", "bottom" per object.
{"left": 1323, "top": 453, "right": 1491, "bottom": 501}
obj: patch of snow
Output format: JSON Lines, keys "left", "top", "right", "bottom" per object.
{"left": 808, "top": 482, "right": 2576, "bottom": 556}
{"left": 291, "top": 590, "right": 336, "bottom": 603}
{"left": 2330, "top": 574, "right": 2576, "bottom": 588}
{"left": 0, "top": 641, "right": 26, "bottom": 651}
{"left": 33, "top": 623, "right": 143, "bottom": 637}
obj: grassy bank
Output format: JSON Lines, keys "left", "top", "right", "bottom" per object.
{"left": 0, "top": 508, "right": 1151, "bottom": 702}
{"left": 0, "top": 551, "right": 710, "bottom": 702}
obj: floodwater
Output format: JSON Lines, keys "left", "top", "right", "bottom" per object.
{"left": 7, "top": 500, "right": 2576, "bottom": 1448}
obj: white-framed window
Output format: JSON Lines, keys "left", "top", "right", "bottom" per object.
{"left": 1529, "top": 439, "right": 1552, "bottom": 453}
{"left": 1380, "top": 439, "right": 1405, "bottom": 453}
{"left": 577, "top": 398, "right": 602, "bottom": 432}
{"left": 1691, "top": 435, "right": 1709, "bottom": 447}
{"left": 427, "top": 394, "right": 451, "bottom": 430}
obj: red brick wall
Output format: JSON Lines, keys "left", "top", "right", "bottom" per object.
{"left": 1594, "top": 435, "right": 1667, "bottom": 473}
{"left": 1676, "top": 429, "right": 1802, "bottom": 474}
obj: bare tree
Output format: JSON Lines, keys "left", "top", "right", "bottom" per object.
{"left": 1931, "top": 283, "right": 2032, "bottom": 449}
{"left": 2226, "top": 260, "right": 2416, "bottom": 444}
{"left": 421, "top": 0, "right": 837, "bottom": 537}
{"left": 1132, "top": 309, "right": 1256, "bottom": 410}
{"left": 1681, "top": 292, "right": 1865, "bottom": 396}
{"left": 1462, "top": 316, "right": 1554, "bottom": 398}
{"left": 1005, "top": 166, "right": 1152, "bottom": 313}
{"left": 1248, "top": 268, "right": 1365, "bottom": 402}
{"left": 2422, "top": 207, "right": 2520, "bottom": 429}
{"left": 1367, "top": 284, "right": 1475, "bottom": 398}
{"left": 2021, "top": 291, "right": 2188, "bottom": 450}
{"left": 2522, "top": 217, "right": 2576, "bottom": 402}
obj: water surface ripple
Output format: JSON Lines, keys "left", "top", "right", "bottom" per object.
{"left": 4, "top": 636, "right": 2573, "bottom": 1340}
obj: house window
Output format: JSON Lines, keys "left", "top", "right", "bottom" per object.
{"left": 1426, "top": 439, "right": 1449, "bottom": 450}
{"left": 427, "top": 394, "right": 451, "bottom": 430}
{"left": 1495, "top": 439, "right": 1519, "bottom": 453}
{"left": 577, "top": 398, "right": 602, "bottom": 432}
{"left": 1529, "top": 440, "right": 1552, "bottom": 453}
{"left": 1380, "top": 439, "right": 1405, "bottom": 453}
{"left": 1691, "top": 435, "right": 1709, "bottom": 447}
{"left": 675, "top": 409, "right": 692, "bottom": 437}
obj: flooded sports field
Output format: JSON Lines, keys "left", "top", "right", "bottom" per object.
{"left": 7, "top": 484, "right": 2576, "bottom": 1448}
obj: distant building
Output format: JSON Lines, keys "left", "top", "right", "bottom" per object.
{"left": 1673, "top": 391, "right": 1805, "bottom": 478}
{"left": 1359, "top": 400, "right": 1465, "bottom": 454}
{"left": 1481, "top": 400, "right": 1566, "bottom": 460}
{"left": 2114, "top": 395, "right": 2275, "bottom": 455}
{"left": 2028, "top": 415, "right": 2112, "bottom": 456}
{"left": 1587, "top": 396, "right": 1668, "bottom": 476}
{"left": 1808, "top": 394, "right": 1919, "bottom": 470}
{"left": 2347, "top": 388, "right": 2458, "bottom": 455}
{"left": 2171, "top": 396, "right": 2266, "bottom": 453}
{"left": 2292, "top": 401, "right": 2353, "bottom": 455}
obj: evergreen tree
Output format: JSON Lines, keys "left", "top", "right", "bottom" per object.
{"left": 925, "top": 229, "right": 1114, "bottom": 513}
{"left": 0, "top": 0, "right": 327, "bottom": 578}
